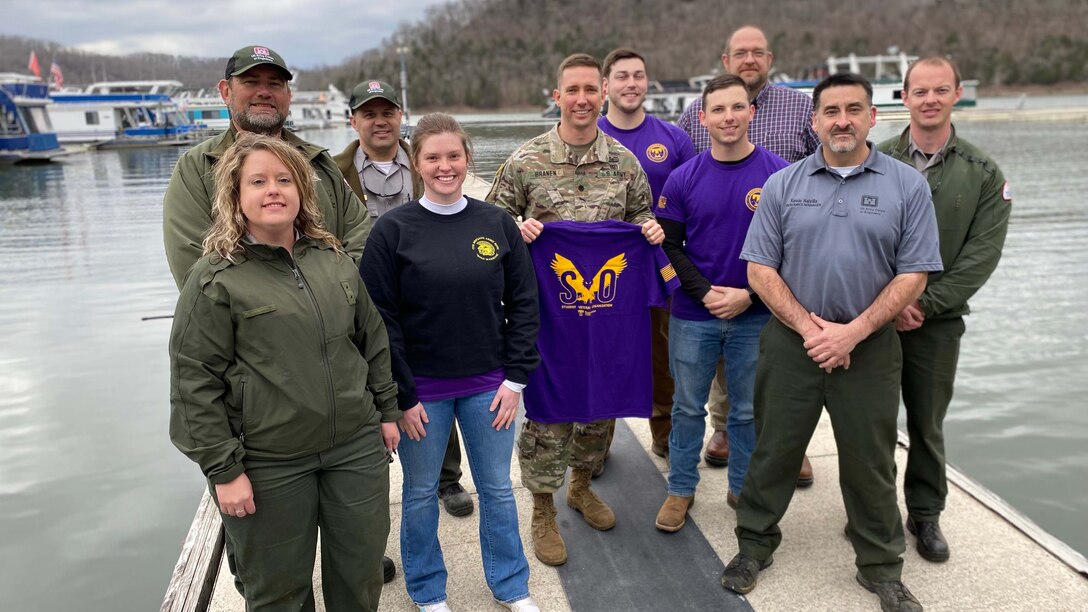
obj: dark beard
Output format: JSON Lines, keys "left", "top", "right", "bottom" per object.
{"left": 232, "top": 109, "right": 286, "bottom": 135}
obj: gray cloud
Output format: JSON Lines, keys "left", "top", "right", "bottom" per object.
{"left": 3, "top": 0, "right": 443, "bottom": 67}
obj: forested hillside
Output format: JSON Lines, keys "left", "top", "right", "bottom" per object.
{"left": 320, "top": 0, "right": 1088, "bottom": 108}
{"left": 4, "top": 0, "right": 1087, "bottom": 109}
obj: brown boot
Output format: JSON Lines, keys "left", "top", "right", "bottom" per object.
{"left": 704, "top": 430, "right": 729, "bottom": 467}
{"left": 567, "top": 468, "right": 616, "bottom": 530}
{"left": 655, "top": 495, "right": 695, "bottom": 532}
{"left": 531, "top": 493, "right": 567, "bottom": 566}
{"left": 797, "top": 454, "right": 814, "bottom": 488}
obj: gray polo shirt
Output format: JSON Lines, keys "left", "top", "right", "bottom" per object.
{"left": 354, "top": 144, "right": 414, "bottom": 218}
{"left": 741, "top": 144, "right": 942, "bottom": 323}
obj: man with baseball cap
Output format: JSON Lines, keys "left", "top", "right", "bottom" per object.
{"left": 162, "top": 45, "right": 391, "bottom": 584}
{"left": 164, "top": 44, "right": 371, "bottom": 285}
{"left": 333, "top": 81, "right": 423, "bottom": 220}
{"left": 333, "top": 80, "right": 475, "bottom": 520}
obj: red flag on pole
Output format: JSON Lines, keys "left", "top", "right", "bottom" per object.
{"left": 50, "top": 62, "right": 64, "bottom": 88}
{"left": 28, "top": 51, "right": 42, "bottom": 78}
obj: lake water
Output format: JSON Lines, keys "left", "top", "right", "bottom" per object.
{"left": 0, "top": 108, "right": 1085, "bottom": 610}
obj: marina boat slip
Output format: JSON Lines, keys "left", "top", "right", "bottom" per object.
{"left": 49, "top": 80, "right": 204, "bottom": 148}
{"left": 0, "top": 73, "right": 69, "bottom": 164}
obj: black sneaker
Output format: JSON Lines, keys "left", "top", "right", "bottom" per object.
{"left": 439, "top": 482, "right": 474, "bottom": 517}
{"left": 907, "top": 516, "right": 950, "bottom": 562}
{"left": 720, "top": 553, "right": 773, "bottom": 594}
{"left": 382, "top": 556, "right": 396, "bottom": 583}
{"left": 856, "top": 572, "right": 923, "bottom": 612}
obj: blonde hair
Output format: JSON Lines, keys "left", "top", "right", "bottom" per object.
{"left": 203, "top": 132, "right": 340, "bottom": 259}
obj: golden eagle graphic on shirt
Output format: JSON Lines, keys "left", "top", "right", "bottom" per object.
{"left": 550, "top": 252, "right": 627, "bottom": 305}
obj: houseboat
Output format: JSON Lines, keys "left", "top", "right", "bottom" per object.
{"left": 0, "top": 73, "right": 69, "bottom": 164}
{"left": 176, "top": 90, "right": 231, "bottom": 133}
{"left": 49, "top": 80, "right": 205, "bottom": 149}
{"left": 288, "top": 84, "right": 351, "bottom": 130}
{"left": 782, "top": 52, "right": 979, "bottom": 108}
{"left": 177, "top": 83, "right": 351, "bottom": 133}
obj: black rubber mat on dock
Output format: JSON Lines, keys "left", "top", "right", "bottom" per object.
{"left": 552, "top": 420, "right": 753, "bottom": 612}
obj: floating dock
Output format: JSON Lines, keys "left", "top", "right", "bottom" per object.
{"left": 165, "top": 411, "right": 1088, "bottom": 612}
{"left": 163, "top": 173, "right": 1088, "bottom": 611}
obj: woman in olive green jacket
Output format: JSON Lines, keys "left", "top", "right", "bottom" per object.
{"left": 169, "top": 132, "right": 399, "bottom": 611}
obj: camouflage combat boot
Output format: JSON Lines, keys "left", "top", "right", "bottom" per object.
{"left": 567, "top": 468, "right": 616, "bottom": 530}
{"left": 531, "top": 492, "right": 567, "bottom": 566}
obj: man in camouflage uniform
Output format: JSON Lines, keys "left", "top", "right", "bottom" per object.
{"left": 487, "top": 53, "right": 663, "bottom": 566}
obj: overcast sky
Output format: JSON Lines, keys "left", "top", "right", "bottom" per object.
{"left": 4, "top": 0, "right": 447, "bottom": 68}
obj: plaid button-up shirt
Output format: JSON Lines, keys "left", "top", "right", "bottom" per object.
{"left": 677, "top": 81, "right": 819, "bottom": 163}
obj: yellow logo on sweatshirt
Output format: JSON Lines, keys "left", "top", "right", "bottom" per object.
{"left": 472, "top": 237, "right": 499, "bottom": 261}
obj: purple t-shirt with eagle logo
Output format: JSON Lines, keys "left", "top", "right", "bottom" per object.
{"left": 525, "top": 220, "right": 679, "bottom": 423}
{"left": 598, "top": 114, "right": 697, "bottom": 205}
{"left": 656, "top": 147, "right": 788, "bottom": 321}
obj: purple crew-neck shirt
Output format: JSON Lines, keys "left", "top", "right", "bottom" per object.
{"left": 525, "top": 220, "right": 679, "bottom": 423}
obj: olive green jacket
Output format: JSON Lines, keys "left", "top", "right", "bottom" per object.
{"left": 169, "top": 237, "right": 400, "bottom": 484}
{"left": 879, "top": 127, "right": 1011, "bottom": 319}
{"left": 332, "top": 139, "right": 424, "bottom": 209}
{"left": 163, "top": 128, "right": 371, "bottom": 288}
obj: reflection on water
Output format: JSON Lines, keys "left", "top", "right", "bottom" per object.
{"left": 0, "top": 113, "right": 1086, "bottom": 611}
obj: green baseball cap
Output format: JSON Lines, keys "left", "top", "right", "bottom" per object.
{"left": 349, "top": 80, "right": 401, "bottom": 110}
{"left": 225, "top": 45, "right": 292, "bottom": 81}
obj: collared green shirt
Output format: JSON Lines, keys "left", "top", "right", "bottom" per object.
{"left": 906, "top": 132, "right": 951, "bottom": 175}
{"left": 879, "top": 126, "right": 1011, "bottom": 319}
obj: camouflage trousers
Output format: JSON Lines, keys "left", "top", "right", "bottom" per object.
{"left": 518, "top": 418, "right": 612, "bottom": 494}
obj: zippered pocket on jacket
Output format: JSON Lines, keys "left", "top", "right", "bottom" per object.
{"left": 238, "top": 378, "right": 248, "bottom": 443}
{"left": 242, "top": 304, "right": 278, "bottom": 318}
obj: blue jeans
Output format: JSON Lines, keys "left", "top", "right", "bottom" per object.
{"left": 398, "top": 388, "right": 530, "bottom": 605}
{"left": 667, "top": 311, "right": 770, "bottom": 497}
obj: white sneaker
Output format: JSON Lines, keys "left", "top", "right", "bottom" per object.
{"left": 419, "top": 602, "right": 452, "bottom": 612}
{"left": 496, "top": 596, "right": 541, "bottom": 612}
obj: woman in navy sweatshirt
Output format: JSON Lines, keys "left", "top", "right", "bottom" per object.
{"left": 360, "top": 113, "right": 540, "bottom": 612}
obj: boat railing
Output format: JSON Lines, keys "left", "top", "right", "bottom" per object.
{"left": 826, "top": 52, "right": 915, "bottom": 83}
{"left": 82, "top": 80, "right": 184, "bottom": 96}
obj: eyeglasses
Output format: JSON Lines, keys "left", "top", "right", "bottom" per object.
{"left": 361, "top": 163, "right": 406, "bottom": 197}
{"left": 730, "top": 49, "right": 769, "bottom": 61}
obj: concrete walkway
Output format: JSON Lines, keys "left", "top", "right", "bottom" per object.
{"left": 207, "top": 176, "right": 1087, "bottom": 610}
{"left": 207, "top": 410, "right": 1088, "bottom": 611}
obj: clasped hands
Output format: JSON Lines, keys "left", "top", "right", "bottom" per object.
{"left": 802, "top": 312, "right": 861, "bottom": 373}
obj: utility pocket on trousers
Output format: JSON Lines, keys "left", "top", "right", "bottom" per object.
{"left": 518, "top": 431, "right": 538, "bottom": 461}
